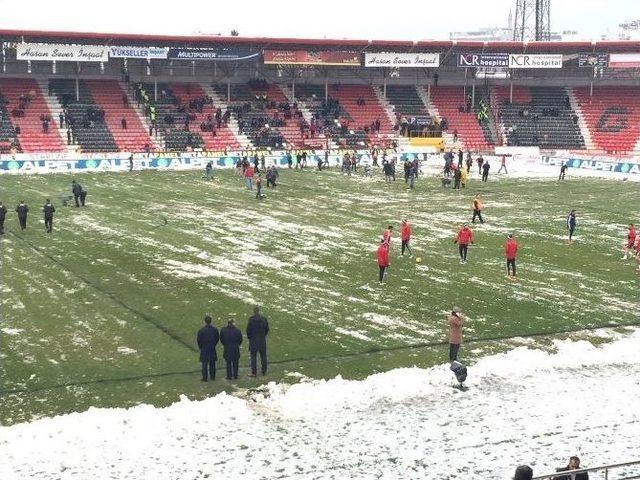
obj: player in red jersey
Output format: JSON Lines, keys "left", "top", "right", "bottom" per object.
{"left": 622, "top": 224, "right": 636, "bottom": 260}
{"left": 382, "top": 225, "right": 393, "bottom": 247}
{"left": 400, "top": 220, "right": 412, "bottom": 256}
{"left": 454, "top": 224, "right": 474, "bottom": 264}
{"left": 376, "top": 239, "right": 390, "bottom": 284}
{"left": 504, "top": 233, "right": 519, "bottom": 280}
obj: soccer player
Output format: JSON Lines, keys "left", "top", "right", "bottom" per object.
{"left": 472, "top": 194, "right": 484, "bottom": 224}
{"left": 566, "top": 209, "right": 577, "bottom": 244}
{"left": 16, "top": 200, "right": 28, "bottom": 231}
{"left": 42, "top": 199, "right": 55, "bottom": 233}
{"left": 382, "top": 225, "right": 393, "bottom": 247}
{"left": 376, "top": 239, "right": 390, "bottom": 284}
{"left": 400, "top": 220, "right": 412, "bottom": 256}
{"left": 505, "top": 233, "right": 518, "bottom": 279}
{"left": 454, "top": 224, "right": 474, "bottom": 264}
{"left": 559, "top": 162, "right": 568, "bottom": 180}
{"left": 623, "top": 224, "right": 636, "bottom": 260}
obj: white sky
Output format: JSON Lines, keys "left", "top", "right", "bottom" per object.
{"left": 0, "top": 0, "right": 636, "bottom": 40}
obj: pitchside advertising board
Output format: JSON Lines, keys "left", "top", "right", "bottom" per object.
{"left": 457, "top": 53, "right": 509, "bottom": 68}
{"left": 508, "top": 54, "right": 563, "bottom": 69}
{"left": 364, "top": 53, "right": 440, "bottom": 68}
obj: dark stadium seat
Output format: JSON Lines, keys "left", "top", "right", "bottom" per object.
{"left": 494, "top": 86, "right": 585, "bottom": 150}
{"left": 49, "top": 79, "right": 118, "bottom": 153}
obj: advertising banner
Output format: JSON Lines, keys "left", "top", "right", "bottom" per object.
{"left": 608, "top": 53, "right": 640, "bottom": 68}
{"left": 263, "top": 50, "right": 361, "bottom": 66}
{"left": 109, "top": 46, "right": 169, "bottom": 59}
{"left": 16, "top": 43, "right": 109, "bottom": 62}
{"left": 508, "top": 54, "right": 563, "bottom": 69}
{"left": 578, "top": 53, "right": 608, "bottom": 68}
{"left": 364, "top": 52, "right": 439, "bottom": 68}
{"left": 457, "top": 53, "right": 509, "bottom": 68}
{"left": 541, "top": 156, "right": 640, "bottom": 175}
{"left": 167, "top": 48, "right": 259, "bottom": 61}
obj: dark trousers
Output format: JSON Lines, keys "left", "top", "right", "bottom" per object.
{"left": 378, "top": 265, "right": 387, "bottom": 283}
{"left": 74, "top": 194, "right": 81, "bottom": 207}
{"left": 44, "top": 216, "right": 53, "bottom": 233}
{"left": 225, "top": 358, "right": 239, "bottom": 379}
{"left": 0, "top": 219, "right": 4, "bottom": 234}
{"left": 80, "top": 192, "right": 86, "bottom": 206}
{"left": 250, "top": 349, "right": 268, "bottom": 375}
{"left": 201, "top": 360, "right": 216, "bottom": 381}
{"left": 459, "top": 244, "right": 468, "bottom": 261}
{"left": 18, "top": 216, "right": 27, "bottom": 230}
{"left": 498, "top": 165, "right": 507, "bottom": 174}
{"left": 472, "top": 209, "right": 484, "bottom": 223}
{"left": 449, "top": 343, "right": 460, "bottom": 362}
{"left": 568, "top": 228, "right": 575, "bottom": 241}
{"left": 507, "top": 258, "right": 516, "bottom": 276}
{"left": 401, "top": 240, "right": 412, "bottom": 256}
{"left": 559, "top": 172, "right": 565, "bottom": 180}
{"left": 482, "top": 173, "right": 489, "bottom": 182}
{"left": 256, "top": 186, "right": 262, "bottom": 199}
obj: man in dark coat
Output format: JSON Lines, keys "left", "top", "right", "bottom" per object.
{"left": 16, "top": 200, "right": 28, "bottom": 231}
{"left": 43, "top": 199, "right": 55, "bottom": 233}
{"left": 196, "top": 315, "right": 219, "bottom": 381}
{"left": 246, "top": 306, "right": 270, "bottom": 376}
{"left": 72, "top": 180, "right": 83, "bottom": 207}
{"left": 220, "top": 319, "right": 242, "bottom": 380}
{"left": 0, "top": 201, "right": 7, "bottom": 235}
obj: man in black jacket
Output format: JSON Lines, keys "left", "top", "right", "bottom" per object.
{"left": 196, "top": 315, "right": 219, "bottom": 382}
{"left": 16, "top": 201, "right": 28, "bottom": 231}
{"left": 43, "top": 199, "right": 55, "bottom": 233}
{"left": 555, "top": 456, "right": 589, "bottom": 480}
{"left": 220, "top": 319, "right": 242, "bottom": 380}
{"left": 0, "top": 201, "right": 7, "bottom": 235}
{"left": 72, "top": 180, "right": 83, "bottom": 207}
{"left": 246, "top": 306, "right": 270, "bottom": 377}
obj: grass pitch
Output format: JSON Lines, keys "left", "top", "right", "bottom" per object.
{"left": 0, "top": 168, "right": 638, "bottom": 424}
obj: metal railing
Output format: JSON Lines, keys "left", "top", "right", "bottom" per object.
{"left": 533, "top": 460, "right": 640, "bottom": 480}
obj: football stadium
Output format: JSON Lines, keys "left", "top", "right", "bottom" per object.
{"left": 0, "top": 1, "right": 639, "bottom": 478}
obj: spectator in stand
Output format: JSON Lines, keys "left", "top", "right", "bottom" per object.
{"left": 59, "top": 111, "right": 65, "bottom": 128}
{"left": 121, "top": 118, "right": 127, "bottom": 130}
{"left": 556, "top": 457, "right": 589, "bottom": 480}
{"left": 513, "top": 465, "right": 533, "bottom": 480}
{"left": 42, "top": 119, "right": 49, "bottom": 133}
{"left": 433, "top": 72, "right": 439, "bottom": 87}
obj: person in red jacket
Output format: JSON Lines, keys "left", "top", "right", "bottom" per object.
{"left": 376, "top": 239, "right": 390, "bottom": 284}
{"left": 382, "top": 225, "right": 393, "bottom": 247}
{"left": 245, "top": 165, "right": 254, "bottom": 190}
{"left": 400, "top": 219, "right": 412, "bottom": 256}
{"left": 505, "top": 233, "right": 518, "bottom": 279}
{"left": 454, "top": 224, "right": 474, "bottom": 264}
{"left": 623, "top": 223, "right": 636, "bottom": 260}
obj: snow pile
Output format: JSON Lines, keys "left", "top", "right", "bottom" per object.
{"left": 2, "top": 331, "right": 640, "bottom": 480}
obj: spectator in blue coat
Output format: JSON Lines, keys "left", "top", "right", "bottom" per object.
{"left": 220, "top": 319, "right": 242, "bottom": 380}
{"left": 246, "top": 306, "right": 270, "bottom": 377}
{"left": 197, "top": 315, "right": 219, "bottom": 381}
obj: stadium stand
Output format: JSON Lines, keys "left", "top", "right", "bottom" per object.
{"left": 0, "top": 94, "right": 19, "bottom": 152}
{"left": 429, "top": 86, "right": 494, "bottom": 150}
{"left": 139, "top": 82, "right": 205, "bottom": 151}
{"left": 84, "top": 80, "right": 153, "bottom": 152}
{"left": 494, "top": 86, "right": 585, "bottom": 150}
{"left": 573, "top": 86, "right": 640, "bottom": 155}
{"left": 0, "top": 78, "right": 65, "bottom": 152}
{"left": 169, "top": 83, "right": 241, "bottom": 151}
{"left": 49, "top": 79, "right": 117, "bottom": 152}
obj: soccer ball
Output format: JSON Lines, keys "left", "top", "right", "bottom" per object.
{"left": 415, "top": 257, "right": 422, "bottom": 263}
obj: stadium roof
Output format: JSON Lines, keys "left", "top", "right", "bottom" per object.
{"left": 1, "top": 29, "right": 640, "bottom": 52}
